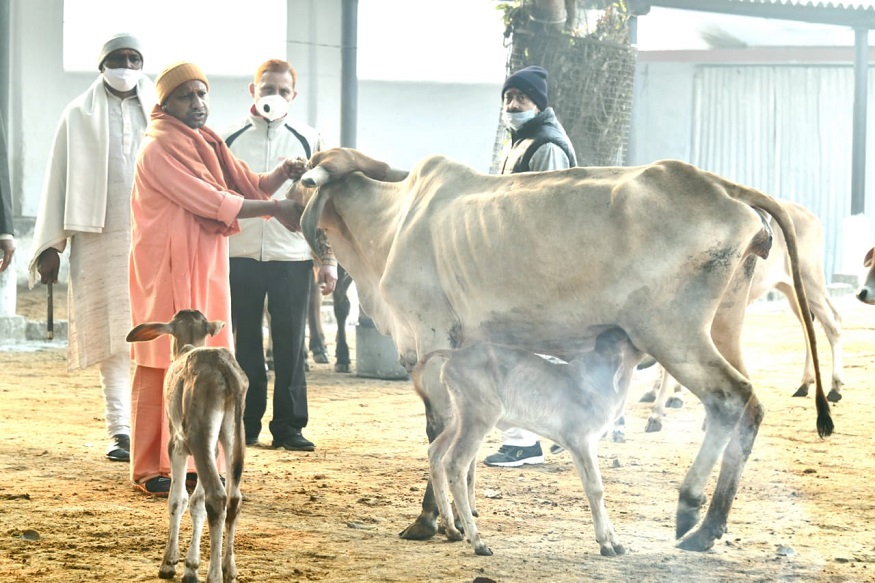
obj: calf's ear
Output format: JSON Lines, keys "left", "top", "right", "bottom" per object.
{"left": 864, "top": 247, "right": 874, "bottom": 268}
{"left": 126, "top": 322, "right": 173, "bottom": 343}
{"left": 207, "top": 320, "right": 225, "bottom": 337}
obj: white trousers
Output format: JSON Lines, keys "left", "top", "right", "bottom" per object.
{"left": 98, "top": 351, "right": 132, "bottom": 438}
{"left": 501, "top": 427, "right": 539, "bottom": 447}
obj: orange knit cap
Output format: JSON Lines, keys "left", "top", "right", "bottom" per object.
{"left": 155, "top": 61, "right": 210, "bottom": 105}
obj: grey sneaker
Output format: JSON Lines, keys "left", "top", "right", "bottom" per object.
{"left": 483, "top": 443, "right": 545, "bottom": 467}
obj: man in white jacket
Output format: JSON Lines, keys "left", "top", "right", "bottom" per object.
{"left": 28, "top": 33, "right": 157, "bottom": 463}
{"left": 223, "top": 59, "right": 336, "bottom": 451}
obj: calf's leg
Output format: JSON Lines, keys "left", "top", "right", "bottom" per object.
{"left": 566, "top": 435, "right": 625, "bottom": 556}
{"left": 159, "top": 438, "right": 190, "bottom": 580}
{"left": 445, "top": 420, "right": 495, "bottom": 556}
{"left": 427, "top": 421, "right": 463, "bottom": 543}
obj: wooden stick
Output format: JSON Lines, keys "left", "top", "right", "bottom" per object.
{"left": 47, "top": 281, "right": 53, "bottom": 341}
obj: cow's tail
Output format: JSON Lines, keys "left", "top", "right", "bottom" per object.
{"left": 726, "top": 183, "right": 833, "bottom": 438}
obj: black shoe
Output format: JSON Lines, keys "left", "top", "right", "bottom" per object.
{"left": 483, "top": 443, "right": 545, "bottom": 467}
{"left": 184, "top": 473, "right": 225, "bottom": 493}
{"left": 272, "top": 429, "right": 315, "bottom": 451}
{"left": 135, "top": 476, "right": 171, "bottom": 497}
{"left": 106, "top": 434, "right": 130, "bottom": 462}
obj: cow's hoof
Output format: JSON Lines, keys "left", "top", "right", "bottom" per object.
{"left": 474, "top": 545, "right": 493, "bottom": 556}
{"left": 827, "top": 390, "right": 842, "bottom": 403}
{"left": 399, "top": 517, "right": 438, "bottom": 540}
{"left": 644, "top": 418, "right": 662, "bottom": 433}
{"left": 611, "top": 430, "right": 626, "bottom": 443}
{"left": 792, "top": 385, "right": 809, "bottom": 398}
{"left": 445, "top": 527, "right": 464, "bottom": 542}
{"left": 599, "top": 542, "right": 626, "bottom": 556}
{"left": 639, "top": 391, "right": 657, "bottom": 403}
{"left": 666, "top": 396, "right": 684, "bottom": 409}
{"left": 158, "top": 566, "right": 176, "bottom": 580}
{"left": 676, "top": 507, "right": 701, "bottom": 539}
{"left": 676, "top": 528, "right": 716, "bottom": 552}
{"left": 313, "top": 352, "right": 329, "bottom": 364}
{"left": 335, "top": 363, "right": 351, "bottom": 373}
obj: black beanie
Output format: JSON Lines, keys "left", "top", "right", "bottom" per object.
{"left": 502, "top": 65, "right": 549, "bottom": 111}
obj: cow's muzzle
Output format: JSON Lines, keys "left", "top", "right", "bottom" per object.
{"left": 301, "top": 166, "right": 331, "bottom": 188}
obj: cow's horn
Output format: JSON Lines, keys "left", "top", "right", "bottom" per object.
{"left": 301, "top": 187, "right": 329, "bottom": 254}
{"left": 301, "top": 166, "right": 331, "bottom": 188}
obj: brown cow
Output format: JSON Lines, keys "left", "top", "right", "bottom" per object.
{"left": 296, "top": 147, "right": 832, "bottom": 552}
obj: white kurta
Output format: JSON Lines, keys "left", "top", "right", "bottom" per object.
{"left": 66, "top": 92, "right": 147, "bottom": 370}
{"left": 28, "top": 76, "right": 155, "bottom": 372}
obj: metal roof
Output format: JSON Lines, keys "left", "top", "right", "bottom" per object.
{"left": 630, "top": 0, "right": 875, "bottom": 28}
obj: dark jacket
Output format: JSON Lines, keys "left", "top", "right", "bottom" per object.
{"left": 0, "top": 113, "right": 13, "bottom": 236}
{"left": 499, "top": 107, "right": 577, "bottom": 174}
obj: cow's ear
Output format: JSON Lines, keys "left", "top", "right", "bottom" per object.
{"left": 865, "top": 248, "right": 875, "bottom": 268}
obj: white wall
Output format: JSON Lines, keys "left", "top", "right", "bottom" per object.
{"left": 7, "top": 0, "right": 503, "bottom": 289}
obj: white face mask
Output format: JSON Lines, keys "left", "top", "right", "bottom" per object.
{"left": 256, "top": 94, "right": 289, "bottom": 121}
{"left": 502, "top": 109, "right": 538, "bottom": 131}
{"left": 103, "top": 68, "right": 142, "bottom": 93}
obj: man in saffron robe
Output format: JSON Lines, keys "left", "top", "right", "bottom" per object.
{"left": 128, "top": 61, "right": 307, "bottom": 495}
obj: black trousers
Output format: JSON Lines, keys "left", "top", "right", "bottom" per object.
{"left": 230, "top": 258, "right": 313, "bottom": 442}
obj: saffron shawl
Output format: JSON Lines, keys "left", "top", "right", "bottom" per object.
{"left": 129, "top": 107, "right": 273, "bottom": 368}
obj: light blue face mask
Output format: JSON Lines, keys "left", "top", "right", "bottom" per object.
{"left": 502, "top": 109, "right": 537, "bottom": 131}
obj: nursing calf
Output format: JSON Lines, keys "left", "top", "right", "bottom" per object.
{"left": 414, "top": 330, "right": 643, "bottom": 557}
{"left": 127, "top": 309, "right": 248, "bottom": 583}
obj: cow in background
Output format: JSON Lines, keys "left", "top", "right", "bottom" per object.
{"left": 306, "top": 265, "right": 353, "bottom": 372}
{"left": 296, "top": 147, "right": 832, "bottom": 552}
{"left": 856, "top": 247, "right": 875, "bottom": 305}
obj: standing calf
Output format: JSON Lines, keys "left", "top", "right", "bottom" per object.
{"left": 127, "top": 309, "right": 248, "bottom": 583}
{"left": 413, "top": 329, "right": 642, "bottom": 557}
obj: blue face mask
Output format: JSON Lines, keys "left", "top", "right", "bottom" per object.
{"left": 502, "top": 109, "right": 537, "bottom": 131}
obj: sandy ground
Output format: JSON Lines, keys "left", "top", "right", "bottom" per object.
{"left": 2, "top": 284, "right": 875, "bottom": 582}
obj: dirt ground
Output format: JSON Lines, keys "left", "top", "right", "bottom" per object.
{"left": 2, "top": 285, "right": 875, "bottom": 583}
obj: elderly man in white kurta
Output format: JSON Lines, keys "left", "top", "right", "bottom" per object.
{"left": 28, "top": 34, "right": 156, "bottom": 463}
